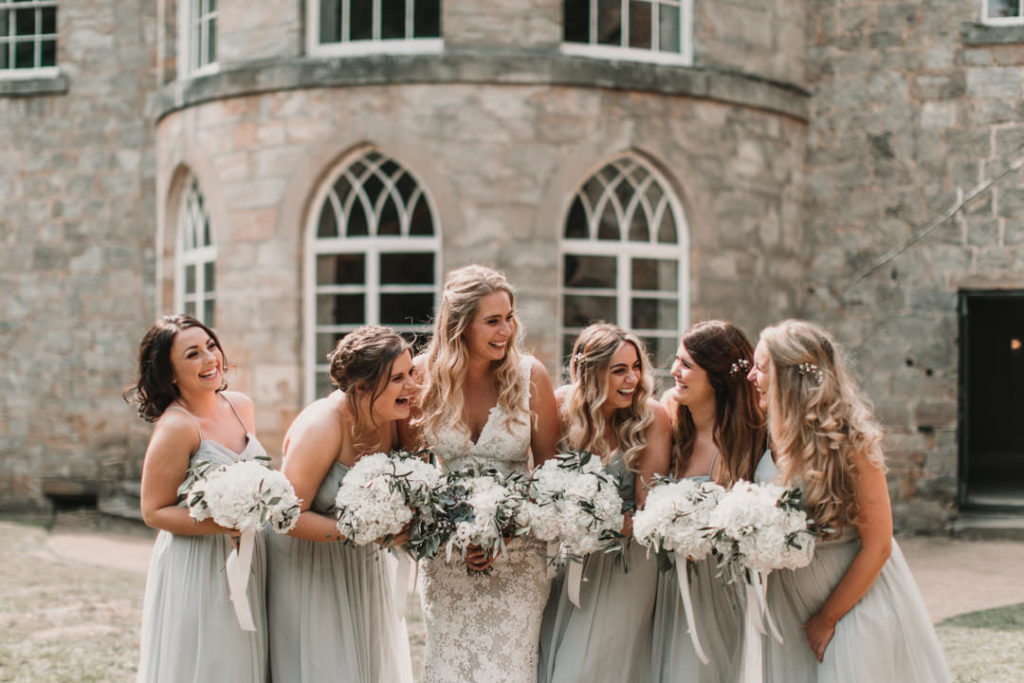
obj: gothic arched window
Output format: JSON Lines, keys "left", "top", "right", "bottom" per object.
{"left": 306, "top": 149, "right": 440, "bottom": 400}
{"left": 560, "top": 155, "right": 688, "bottom": 386}
{"left": 177, "top": 176, "right": 217, "bottom": 325}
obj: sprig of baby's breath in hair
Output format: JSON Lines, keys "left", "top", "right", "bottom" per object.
{"left": 797, "top": 362, "right": 823, "bottom": 384}
{"left": 729, "top": 358, "right": 750, "bottom": 377}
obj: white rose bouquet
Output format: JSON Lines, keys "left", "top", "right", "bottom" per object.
{"left": 521, "top": 451, "right": 625, "bottom": 564}
{"left": 632, "top": 476, "right": 725, "bottom": 561}
{"left": 333, "top": 449, "right": 441, "bottom": 546}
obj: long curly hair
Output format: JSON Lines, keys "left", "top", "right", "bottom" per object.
{"left": 123, "top": 314, "right": 228, "bottom": 422}
{"left": 414, "top": 265, "right": 528, "bottom": 445}
{"left": 759, "top": 319, "right": 884, "bottom": 539}
{"left": 561, "top": 323, "right": 655, "bottom": 471}
{"left": 669, "top": 320, "right": 765, "bottom": 485}
{"left": 327, "top": 325, "right": 411, "bottom": 451}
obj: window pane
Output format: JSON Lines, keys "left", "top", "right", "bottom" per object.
{"left": 203, "top": 298, "right": 215, "bottom": 326}
{"left": 563, "top": 0, "right": 589, "bottom": 42}
{"left": 639, "top": 335, "right": 678, "bottom": 371}
{"left": 564, "top": 254, "right": 616, "bottom": 289}
{"left": 564, "top": 197, "right": 588, "bottom": 239}
{"left": 14, "top": 40, "right": 33, "bottom": 68}
{"left": 987, "top": 0, "right": 1020, "bottom": 18}
{"left": 350, "top": 0, "right": 372, "bottom": 40}
{"left": 204, "top": 261, "right": 216, "bottom": 293}
{"left": 0, "top": 43, "right": 7, "bottom": 70}
{"left": 632, "top": 258, "right": 677, "bottom": 291}
{"left": 15, "top": 8, "right": 34, "bottom": 35}
{"left": 316, "top": 371, "right": 333, "bottom": 398}
{"left": 41, "top": 7, "right": 56, "bottom": 34}
{"left": 597, "top": 201, "right": 620, "bottom": 240}
{"left": 408, "top": 196, "right": 434, "bottom": 235}
{"left": 317, "top": 293, "right": 365, "bottom": 325}
{"left": 414, "top": 0, "right": 441, "bottom": 37}
{"left": 184, "top": 300, "right": 197, "bottom": 316}
{"left": 658, "top": 3, "right": 681, "bottom": 52}
{"left": 380, "top": 293, "right": 434, "bottom": 326}
{"left": 346, "top": 199, "right": 369, "bottom": 236}
{"left": 317, "top": 253, "right": 365, "bottom": 286}
{"left": 597, "top": 0, "right": 622, "bottom": 45}
{"left": 564, "top": 294, "right": 616, "bottom": 327}
{"left": 657, "top": 206, "right": 677, "bottom": 243}
{"left": 40, "top": 38, "right": 55, "bottom": 67}
{"left": 317, "top": 331, "right": 347, "bottom": 360}
{"left": 628, "top": 206, "right": 650, "bottom": 241}
{"left": 320, "top": 0, "right": 341, "bottom": 42}
{"left": 381, "top": 0, "right": 405, "bottom": 39}
{"left": 628, "top": 0, "right": 652, "bottom": 49}
{"left": 631, "top": 297, "right": 677, "bottom": 330}
{"left": 380, "top": 252, "right": 434, "bottom": 285}
{"left": 317, "top": 202, "right": 338, "bottom": 238}
{"left": 208, "top": 17, "right": 217, "bottom": 63}
{"left": 378, "top": 196, "right": 400, "bottom": 235}
{"left": 185, "top": 264, "right": 196, "bottom": 294}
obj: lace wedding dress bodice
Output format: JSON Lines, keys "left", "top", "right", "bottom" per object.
{"left": 419, "top": 354, "right": 551, "bottom": 683}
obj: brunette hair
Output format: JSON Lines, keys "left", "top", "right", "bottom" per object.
{"left": 669, "top": 320, "right": 765, "bottom": 485}
{"left": 123, "top": 314, "right": 228, "bottom": 422}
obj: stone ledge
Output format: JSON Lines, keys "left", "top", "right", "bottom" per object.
{"left": 0, "top": 71, "right": 69, "bottom": 97}
{"left": 961, "top": 21, "right": 1024, "bottom": 46}
{"left": 155, "top": 51, "right": 810, "bottom": 123}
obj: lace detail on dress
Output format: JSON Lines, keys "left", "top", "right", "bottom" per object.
{"left": 419, "top": 354, "right": 550, "bottom": 683}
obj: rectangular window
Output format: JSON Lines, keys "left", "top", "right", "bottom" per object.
{"left": 562, "top": 0, "right": 692, "bottom": 65}
{"left": 181, "top": 0, "right": 217, "bottom": 76}
{"left": 0, "top": 0, "right": 57, "bottom": 76}
{"left": 311, "top": 0, "right": 442, "bottom": 56}
{"left": 984, "top": 0, "right": 1024, "bottom": 23}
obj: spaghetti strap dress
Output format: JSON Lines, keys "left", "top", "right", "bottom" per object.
{"left": 265, "top": 460, "right": 413, "bottom": 683}
{"left": 137, "top": 398, "right": 269, "bottom": 683}
{"left": 755, "top": 452, "right": 952, "bottom": 682}
{"left": 537, "top": 452, "right": 658, "bottom": 683}
{"left": 649, "top": 451, "right": 743, "bottom": 683}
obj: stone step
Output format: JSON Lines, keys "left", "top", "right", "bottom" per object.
{"left": 952, "top": 511, "right": 1024, "bottom": 540}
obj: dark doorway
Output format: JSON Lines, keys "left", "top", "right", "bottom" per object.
{"left": 960, "top": 290, "right": 1024, "bottom": 509}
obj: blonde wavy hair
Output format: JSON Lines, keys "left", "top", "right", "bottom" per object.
{"left": 415, "top": 265, "right": 528, "bottom": 445}
{"left": 759, "top": 319, "right": 885, "bottom": 539}
{"left": 561, "top": 323, "right": 654, "bottom": 471}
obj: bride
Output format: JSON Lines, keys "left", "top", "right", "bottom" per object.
{"left": 407, "top": 264, "right": 560, "bottom": 682}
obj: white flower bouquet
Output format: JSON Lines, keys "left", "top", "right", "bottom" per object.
{"left": 521, "top": 451, "right": 625, "bottom": 564}
{"left": 333, "top": 449, "right": 441, "bottom": 546}
{"left": 183, "top": 457, "right": 301, "bottom": 534}
{"left": 632, "top": 476, "right": 725, "bottom": 562}
{"left": 435, "top": 467, "right": 529, "bottom": 573}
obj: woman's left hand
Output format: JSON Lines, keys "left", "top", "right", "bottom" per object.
{"left": 465, "top": 544, "right": 497, "bottom": 571}
{"left": 802, "top": 611, "right": 836, "bottom": 662}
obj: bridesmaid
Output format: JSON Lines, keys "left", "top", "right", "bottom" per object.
{"left": 650, "top": 319, "right": 765, "bottom": 683}
{"left": 748, "top": 319, "right": 951, "bottom": 682}
{"left": 128, "top": 314, "right": 268, "bottom": 682}
{"left": 538, "top": 322, "right": 671, "bottom": 683}
{"left": 266, "top": 325, "right": 414, "bottom": 683}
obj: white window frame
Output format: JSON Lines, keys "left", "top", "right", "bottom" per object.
{"left": 559, "top": 155, "right": 690, "bottom": 384}
{"left": 0, "top": 0, "right": 58, "bottom": 79}
{"left": 304, "top": 149, "right": 441, "bottom": 403}
{"left": 560, "top": 0, "right": 694, "bottom": 66}
{"left": 178, "top": 0, "right": 218, "bottom": 78}
{"left": 307, "top": 0, "right": 443, "bottom": 58}
{"left": 982, "top": 0, "right": 1024, "bottom": 25}
{"left": 176, "top": 177, "right": 217, "bottom": 325}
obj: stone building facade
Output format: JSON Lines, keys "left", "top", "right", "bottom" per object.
{"left": 2, "top": 0, "right": 1021, "bottom": 531}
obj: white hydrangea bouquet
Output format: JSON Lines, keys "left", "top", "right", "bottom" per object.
{"left": 435, "top": 467, "right": 529, "bottom": 574}
{"left": 333, "top": 449, "right": 441, "bottom": 546}
{"left": 180, "top": 456, "right": 301, "bottom": 631}
{"left": 632, "top": 475, "right": 725, "bottom": 664}
{"left": 708, "top": 480, "right": 816, "bottom": 679}
{"left": 522, "top": 451, "right": 624, "bottom": 563}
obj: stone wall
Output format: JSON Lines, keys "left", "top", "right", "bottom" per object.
{"left": 803, "top": 1, "right": 1024, "bottom": 531}
{"left": 0, "top": 0, "right": 157, "bottom": 511}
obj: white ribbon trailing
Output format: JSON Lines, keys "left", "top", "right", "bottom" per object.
{"left": 567, "top": 559, "right": 585, "bottom": 608}
{"left": 393, "top": 551, "right": 413, "bottom": 619}
{"left": 674, "top": 551, "right": 709, "bottom": 665}
{"left": 739, "top": 570, "right": 784, "bottom": 682}
{"left": 225, "top": 528, "right": 257, "bottom": 632}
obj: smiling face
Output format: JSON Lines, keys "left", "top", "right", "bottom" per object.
{"left": 169, "top": 326, "right": 225, "bottom": 396}
{"left": 748, "top": 340, "right": 771, "bottom": 411}
{"left": 462, "top": 290, "right": 515, "bottom": 362}
{"left": 605, "top": 342, "right": 642, "bottom": 412}
{"left": 366, "top": 349, "right": 416, "bottom": 423}
{"left": 668, "top": 342, "right": 714, "bottom": 409}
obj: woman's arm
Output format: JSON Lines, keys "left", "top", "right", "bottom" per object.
{"left": 803, "top": 449, "right": 893, "bottom": 661}
{"left": 139, "top": 412, "right": 236, "bottom": 536}
{"left": 529, "top": 359, "right": 561, "bottom": 468}
{"left": 634, "top": 399, "right": 672, "bottom": 510}
{"left": 280, "top": 400, "right": 348, "bottom": 543}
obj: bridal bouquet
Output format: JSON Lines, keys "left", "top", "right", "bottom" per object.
{"left": 182, "top": 457, "right": 301, "bottom": 534}
{"left": 333, "top": 449, "right": 441, "bottom": 546}
{"left": 435, "top": 467, "right": 529, "bottom": 572}
{"left": 708, "top": 481, "right": 816, "bottom": 580}
{"left": 521, "top": 451, "right": 624, "bottom": 564}
{"left": 632, "top": 476, "right": 725, "bottom": 562}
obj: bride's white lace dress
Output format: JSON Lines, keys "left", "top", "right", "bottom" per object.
{"left": 419, "top": 354, "right": 551, "bottom": 683}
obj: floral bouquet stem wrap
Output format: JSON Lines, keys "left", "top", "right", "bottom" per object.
{"left": 182, "top": 457, "right": 301, "bottom": 631}
{"left": 521, "top": 451, "right": 624, "bottom": 607}
{"left": 708, "top": 481, "right": 816, "bottom": 683}
{"left": 632, "top": 476, "right": 725, "bottom": 663}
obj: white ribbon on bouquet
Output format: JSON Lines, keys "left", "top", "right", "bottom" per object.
{"left": 567, "top": 559, "right": 586, "bottom": 608}
{"left": 739, "top": 570, "right": 784, "bottom": 683}
{"left": 674, "top": 551, "right": 710, "bottom": 665}
{"left": 225, "top": 528, "right": 257, "bottom": 632}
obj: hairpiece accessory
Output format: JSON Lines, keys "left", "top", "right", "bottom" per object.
{"left": 574, "top": 353, "right": 583, "bottom": 363}
{"left": 729, "top": 358, "right": 750, "bottom": 377}
{"left": 797, "top": 362, "right": 823, "bottom": 384}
